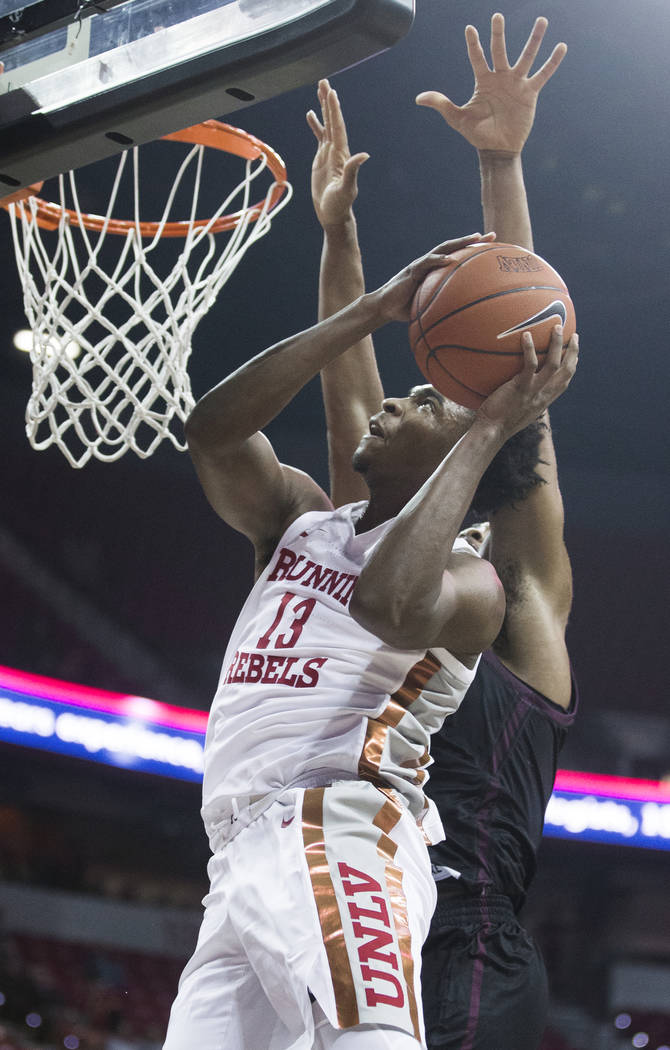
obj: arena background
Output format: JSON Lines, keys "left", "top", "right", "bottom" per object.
{"left": 1, "top": 1, "right": 669, "bottom": 1048}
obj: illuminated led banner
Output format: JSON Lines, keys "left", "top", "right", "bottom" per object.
{"left": 547, "top": 770, "right": 670, "bottom": 852}
{"left": 1, "top": 664, "right": 670, "bottom": 851}
{"left": 0, "top": 664, "right": 206, "bottom": 782}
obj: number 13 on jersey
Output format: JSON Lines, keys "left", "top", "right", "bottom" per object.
{"left": 257, "top": 593, "right": 316, "bottom": 649}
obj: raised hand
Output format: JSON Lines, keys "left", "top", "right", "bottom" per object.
{"left": 416, "top": 13, "right": 567, "bottom": 154}
{"left": 477, "top": 326, "right": 578, "bottom": 438}
{"left": 307, "top": 78, "right": 369, "bottom": 228}
{"left": 372, "top": 233, "right": 495, "bottom": 323}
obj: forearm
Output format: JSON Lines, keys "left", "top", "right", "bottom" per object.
{"left": 478, "top": 150, "right": 533, "bottom": 251}
{"left": 319, "top": 218, "right": 385, "bottom": 502}
{"left": 489, "top": 413, "right": 572, "bottom": 611}
{"left": 186, "top": 293, "right": 383, "bottom": 452}
{"left": 318, "top": 217, "right": 365, "bottom": 320}
{"left": 352, "top": 418, "right": 507, "bottom": 637}
{"left": 319, "top": 219, "right": 383, "bottom": 406}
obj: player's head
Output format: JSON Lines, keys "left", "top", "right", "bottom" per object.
{"left": 469, "top": 419, "right": 546, "bottom": 518}
{"left": 352, "top": 384, "right": 475, "bottom": 493}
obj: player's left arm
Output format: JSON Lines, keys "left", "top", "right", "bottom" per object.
{"left": 350, "top": 328, "right": 578, "bottom": 658}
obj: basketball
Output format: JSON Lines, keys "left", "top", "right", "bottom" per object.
{"left": 408, "top": 242, "right": 576, "bottom": 409}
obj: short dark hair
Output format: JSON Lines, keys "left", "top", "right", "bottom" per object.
{"left": 468, "top": 420, "right": 547, "bottom": 518}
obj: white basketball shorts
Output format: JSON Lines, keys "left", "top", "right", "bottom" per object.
{"left": 162, "top": 780, "right": 436, "bottom": 1050}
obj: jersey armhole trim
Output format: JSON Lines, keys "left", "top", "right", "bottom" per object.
{"left": 483, "top": 650, "right": 578, "bottom": 725}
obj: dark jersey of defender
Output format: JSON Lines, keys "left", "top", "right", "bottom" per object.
{"left": 426, "top": 649, "right": 577, "bottom": 913}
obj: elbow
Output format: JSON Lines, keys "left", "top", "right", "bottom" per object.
{"left": 184, "top": 402, "right": 206, "bottom": 449}
{"left": 184, "top": 398, "right": 229, "bottom": 460}
{"left": 184, "top": 415, "right": 210, "bottom": 469}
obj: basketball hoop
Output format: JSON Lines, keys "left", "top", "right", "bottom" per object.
{"left": 1, "top": 121, "right": 292, "bottom": 467}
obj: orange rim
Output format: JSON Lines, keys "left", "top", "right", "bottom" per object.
{"left": 0, "top": 181, "right": 45, "bottom": 206}
{"left": 0, "top": 120, "right": 289, "bottom": 237}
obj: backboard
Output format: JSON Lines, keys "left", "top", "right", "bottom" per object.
{"left": 0, "top": 0, "right": 414, "bottom": 194}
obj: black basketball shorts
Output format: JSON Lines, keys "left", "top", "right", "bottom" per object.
{"left": 421, "top": 891, "right": 548, "bottom": 1050}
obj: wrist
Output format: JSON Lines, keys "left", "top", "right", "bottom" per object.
{"left": 358, "top": 288, "right": 390, "bottom": 331}
{"left": 320, "top": 212, "right": 358, "bottom": 238}
{"left": 468, "top": 411, "right": 508, "bottom": 450}
{"left": 478, "top": 148, "right": 523, "bottom": 167}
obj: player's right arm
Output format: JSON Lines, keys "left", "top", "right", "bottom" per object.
{"left": 307, "top": 79, "right": 384, "bottom": 506}
{"left": 417, "top": 13, "right": 567, "bottom": 251}
{"left": 487, "top": 414, "right": 573, "bottom": 704}
{"left": 185, "top": 241, "right": 465, "bottom": 566}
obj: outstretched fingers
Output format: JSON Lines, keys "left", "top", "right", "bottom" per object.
{"left": 308, "top": 78, "right": 358, "bottom": 158}
{"left": 341, "top": 152, "right": 369, "bottom": 195}
{"left": 415, "top": 90, "right": 461, "bottom": 126}
{"left": 464, "top": 23, "right": 491, "bottom": 78}
{"left": 306, "top": 108, "right": 324, "bottom": 142}
{"left": 529, "top": 41, "right": 568, "bottom": 90}
{"left": 319, "top": 78, "right": 332, "bottom": 139}
{"left": 489, "top": 12, "right": 511, "bottom": 72}
{"left": 325, "top": 84, "right": 350, "bottom": 152}
{"left": 307, "top": 79, "right": 331, "bottom": 142}
{"left": 513, "top": 16, "right": 548, "bottom": 77}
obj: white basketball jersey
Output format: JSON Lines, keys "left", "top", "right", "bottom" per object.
{"left": 201, "top": 502, "right": 479, "bottom": 839}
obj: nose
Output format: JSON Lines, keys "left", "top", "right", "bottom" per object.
{"left": 382, "top": 398, "right": 403, "bottom": 415}
{"left": 463, "top": 522, "right": 491, "bottom": 555}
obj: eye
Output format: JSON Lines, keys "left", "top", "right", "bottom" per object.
{"left": 419, "top": 398, "right": 436, "bottom": 413}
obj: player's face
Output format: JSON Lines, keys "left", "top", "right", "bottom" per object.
{"left": 353, "top": 384, "right": 474, "bottom": 483}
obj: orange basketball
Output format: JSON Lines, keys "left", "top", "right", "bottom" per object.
{"left": 408, "top": 242, "right": 576, "bottom": 409}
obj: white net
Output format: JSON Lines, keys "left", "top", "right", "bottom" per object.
{"left": 7, "top": 136, "right": 292, "bottom": 467}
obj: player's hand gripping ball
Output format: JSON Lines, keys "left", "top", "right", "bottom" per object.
{"left": 409, "top": 242, "right": 576, "bottom": 408}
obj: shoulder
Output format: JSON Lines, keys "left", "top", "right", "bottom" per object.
{"left": 253, "top": 467, "right": 334, "bottom": 576}
{"left": 437, "top": 550, "right": 506, "bottom": 664}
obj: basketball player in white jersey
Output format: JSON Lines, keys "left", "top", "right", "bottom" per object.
{"left": 161, "top": 125, "right": 577, "bottom": 1048}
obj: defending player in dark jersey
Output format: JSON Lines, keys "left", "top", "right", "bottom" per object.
{"left": 309, "top": 13, "right": 573, "bottom": 1050}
